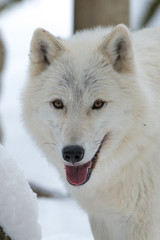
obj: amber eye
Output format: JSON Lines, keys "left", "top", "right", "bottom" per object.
{"left": 92, "top": 100, "right": 105, "bottom": 110}
{"left": 52, "top": 99, "right": 64, "bottom": 109}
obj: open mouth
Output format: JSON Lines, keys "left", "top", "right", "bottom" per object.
{"left": 65, "top": 135, "right": 106, "bottom": 186}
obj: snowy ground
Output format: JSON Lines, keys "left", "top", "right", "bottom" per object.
{"left": 0, "top": 0, "right": 159, "bottom": 239}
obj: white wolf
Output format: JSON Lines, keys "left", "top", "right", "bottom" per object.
{"left": 23, "top": 24, "right": 160, "bottom": 239}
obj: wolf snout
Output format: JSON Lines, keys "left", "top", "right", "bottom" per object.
{"left": 62, "top": 145, "right": 84, "bottom": 164}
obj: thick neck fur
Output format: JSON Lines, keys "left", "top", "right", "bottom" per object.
{"left": 68, "top": 124, "right": 160, "bottom": 239}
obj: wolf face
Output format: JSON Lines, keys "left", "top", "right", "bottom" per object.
{"left": 23, "top": 25, "right": 148, "bottom": 187}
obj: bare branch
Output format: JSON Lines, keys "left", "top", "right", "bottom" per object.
{"left": 0, "top": 226, "right": 11, "bottom": 240}
{"left": 140, "top": 0, "right": 160, "bottom": 27}
{"left": 0, "top": 0, "right": 25, "bottom": 13}
{"left": 29, "top": 182, "right": 70, "bottom": 199}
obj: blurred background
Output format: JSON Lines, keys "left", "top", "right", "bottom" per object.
{"left": 0, "top": 0, "right": 160, "bottom": 239}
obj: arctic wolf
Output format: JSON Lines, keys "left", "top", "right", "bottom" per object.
{"left": 23, "top": 24, "right": 160, "bottom": 239}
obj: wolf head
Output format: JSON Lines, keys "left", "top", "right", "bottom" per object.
{"left": 23, "top": 25, "right": 148, "bottom": 188}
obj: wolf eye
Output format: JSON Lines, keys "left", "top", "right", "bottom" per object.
{"left": 52, "top": 99, "right": 64, "bottom": 109}
{"left": 92, "top": 100, "right": 105, "bottom": 110}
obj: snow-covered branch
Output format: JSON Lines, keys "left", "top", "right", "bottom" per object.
{"left": 0, "top": 145, "right": 41, "bottom": 240}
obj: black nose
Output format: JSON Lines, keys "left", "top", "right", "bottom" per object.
{"left": 62, "top": 145, "right": 84, "bottom": 164}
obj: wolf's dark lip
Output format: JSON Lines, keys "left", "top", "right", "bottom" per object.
{"left": 65, "top": 135, "right": 107, "bottom": 186}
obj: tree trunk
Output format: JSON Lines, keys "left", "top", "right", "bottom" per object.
{"left": 0, "top": 37, "right": 5, "bottom": 74}
{"left": 74, "top": 0, "right": 129, "bottom": 32}
{"left": 0, "top": 35, "right": 5, "bottom": 142}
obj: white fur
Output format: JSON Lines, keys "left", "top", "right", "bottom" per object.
{"left": 23, "top": 25, "right": 160, "bottom": 239}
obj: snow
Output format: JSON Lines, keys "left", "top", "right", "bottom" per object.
{"left": 38, "top": 198, "right": 92, "bottom": 240}
{"left": 0, "top": 0, "right": 159, "bottom": 239}
{"left": 0, "top": 144, "right": 41, "bottom": 240}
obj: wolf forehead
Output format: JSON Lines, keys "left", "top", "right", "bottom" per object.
{"left": 51, "top": 58, "right": 109, "bottom": 93}
{"left": 44, "top": 29, "right": 113, "bottom": 86}
{"left": 29, "top": 24, "right": 134, "bottom": 95}
{"left": 43, "top": 65, "right": 109, "bottom": 106}
{"left": 38, "top": 41, "right": 113, "bottom": 99}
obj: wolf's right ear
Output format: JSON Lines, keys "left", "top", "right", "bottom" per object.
{"left": 29, "top": 28, "right": 65, "bottom": 76}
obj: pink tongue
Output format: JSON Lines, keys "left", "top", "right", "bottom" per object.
{"left": 65, "top": 161, "right": 92, "bottom": 186}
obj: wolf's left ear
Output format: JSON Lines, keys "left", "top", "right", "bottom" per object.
{"left": 100, "top": 24, "right": 134, "bottom": 73}
{"left": 30, "top": 28, "right": 65, "bottom": 76}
